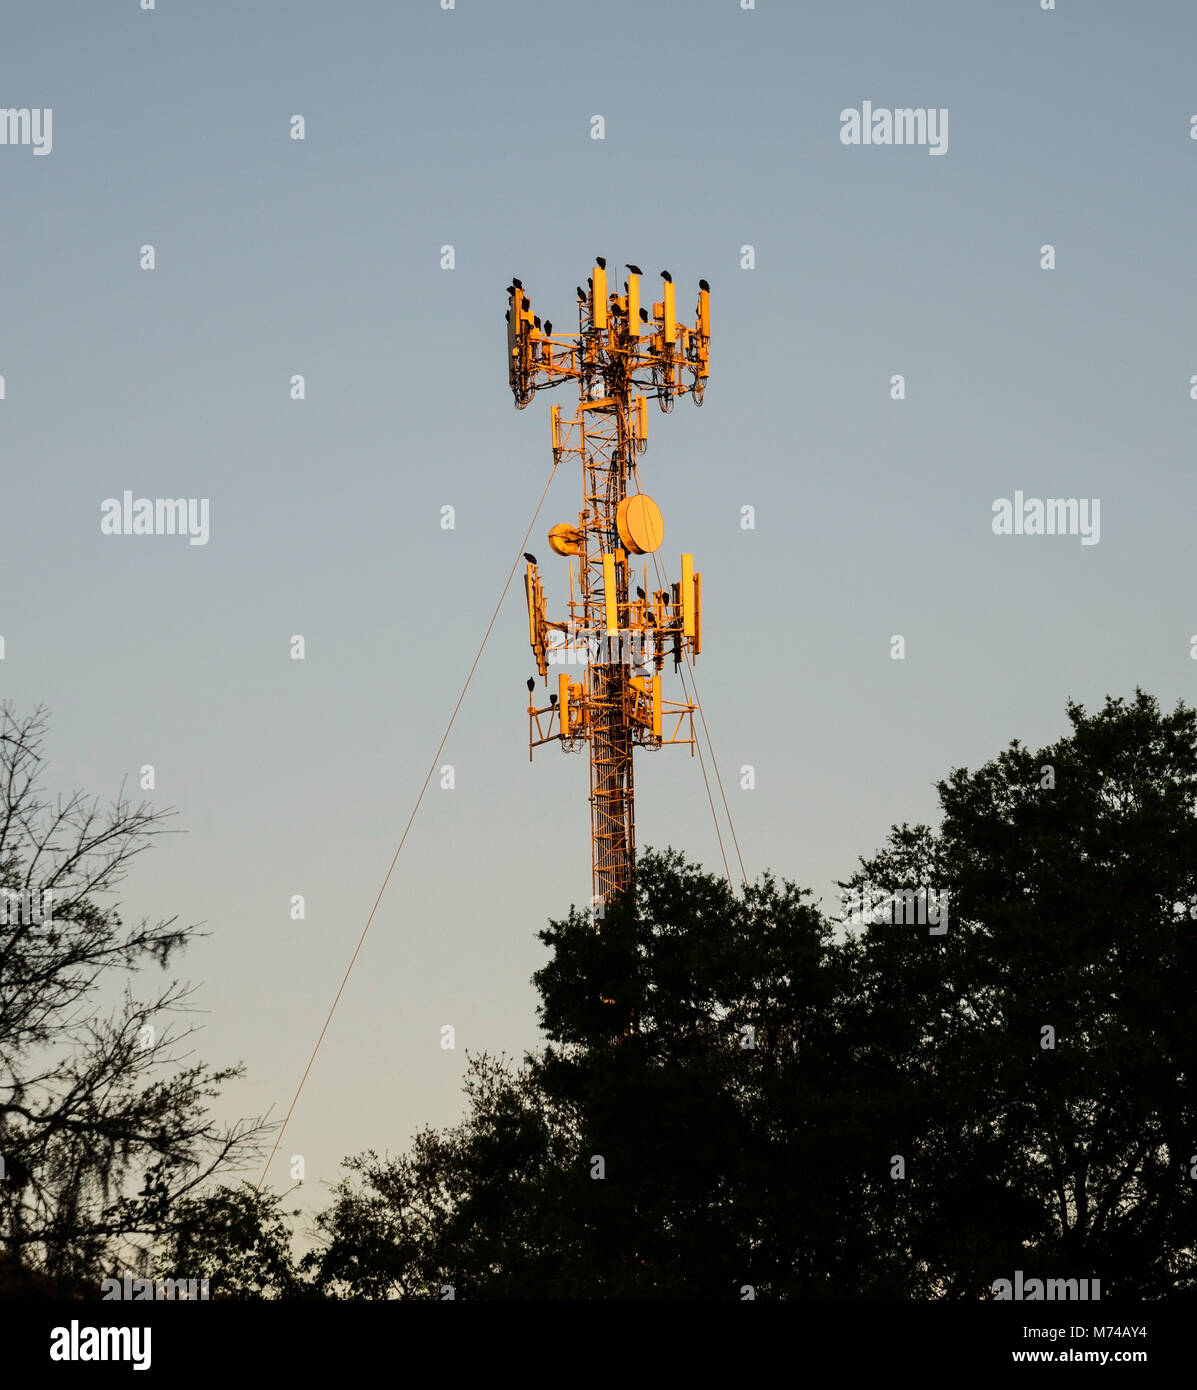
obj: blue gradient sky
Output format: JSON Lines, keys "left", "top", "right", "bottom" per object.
{"left": 3, "top": 0, "right": 1195, "bottom": 1225}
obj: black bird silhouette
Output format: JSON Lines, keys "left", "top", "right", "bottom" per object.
{"left": 522, "top": 297, "right": 530, "bottom": 311}
{"left": 534, "top": 316, "right": 541, "bottom": 329}
{"left": 527, "top": 677, "right": 535, "bottom": 693}
{"left": 699, "top": 278, "right": 710, "bottom": 292}
{"left": 636, "top": 586, "right": 646, "bottom": 600}
{"left": 626, "top": 263, "right": 642, "bottom": 276}
{"left": 576, "top": 286, "right": 586, "bottom": 299}
{"left": 512, "top": 278, "right": 523, "bottom": 289}
{"left": 660, "top": 270, "right": 672, "bottom": 283}
{"left": 504, "top": 310, "right": 510, "bottom": 322}
{"left": 639, "top": 308, "right": 649, "bottom": 322}
{"left": 549, "top": 693, "right": 558, "bottom": 707}
{"left": 595, "top": 256, "right": 606, "bottom": 269}
{"left": 587, "top": 277, "right": 593, "bottom": 289}
{"left": 505, "top": 285, "right": 514, "bottom": 295}
{"left": 544, "top": 320, "right": 552, "bottom": 335}
{"left": 523, "top": 552, "right": 537, "bottom": 564}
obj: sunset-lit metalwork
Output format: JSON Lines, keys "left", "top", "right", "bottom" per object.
{"left": 507, "top": 261, "right": 710, "bottom": 910}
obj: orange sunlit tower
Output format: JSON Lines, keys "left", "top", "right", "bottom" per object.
{"left": 507, "top": 259, "right": 710, "bottom": 915}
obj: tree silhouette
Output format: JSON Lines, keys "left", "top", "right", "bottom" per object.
{"left": 838, "top": 690, "right": 1197, "bottom": 1297}
{"left": 308, "top": 691, "right": 1197, "bottom": 1299}
{"left": 0, "top": 705, "right": 271, "bottom": 1295}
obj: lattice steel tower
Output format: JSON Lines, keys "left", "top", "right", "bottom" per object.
{"left": 507, "top": 259, "right": 710, "bottom": 912}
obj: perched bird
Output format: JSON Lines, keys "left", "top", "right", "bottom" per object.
{"left": 587, "top": 277, "right": 593, "bottom": 289}
{"left": 534, "top": 316, "right": 541, "bottom": 329}
{"left": 504, "top": 309, "right": 510, "bottom": 322}
{"left": 576, "top": 286, "right": 586, "bottom": 300}
{"left": 596, "top": 256, "right": 606, "bottom": 269}
{"left": 639, "top": 308, "right": 649, "bottom": 323}
{"left": 549, "top": 693, "right": 558, "bottom": 707}
{"left": 544, "top": 319, "right": 552, "bottom": 335}
{"left": 626, "top": 263, "right": 642, "bottom": 276}
{"left": 512, "top": 278, "right": 523, "bottom": 289}
{"left": 523, "top": 552, "right": 537, "bottom": 564}
{"left": 527, "top": 677, "right": 535, "bottom": 694}
{"left": 522, "top": 297, "right": 530, "bottom": 311}
{"left": 699, "top": 278, "right": 710, "bottom": 292}
{"left": 505, "top": 285, "right": 514, "bottom": 295}
{"left": 660, "top": 270, "right": 672, "bottom": 283}
{"left": 636, "top": 586, "right": 646, "bottom": 600}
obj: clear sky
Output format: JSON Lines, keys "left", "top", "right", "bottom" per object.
{"left": 3, "top": 0, "right": 1195, "bottom": 1229}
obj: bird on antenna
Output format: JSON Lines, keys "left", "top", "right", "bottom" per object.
{"left": 595, "top": 256, "right": 606, "bottom": 269}
{"left": 699, "top": 279, "right": 710, "bottom": 292}
{"left": 636, "top": 585, "right": 646, "bottom": 600}
{"left": 544, "top": 319, "right": 552, "bottom": 335}
{"left": 523, "top": 552, "right": 537, "bottom": 564}
{"left": 512, "top": 278, "right": 523, "bottom": 289}
{"left": 576, "top": 286, "right": 586, "bottom": 300}
{"left": 626, "top": 263, "right": 642, "bottom": 276}
{"left": 660, "top": 270, "right": 672, "bottom": 283}
{"left": 639, "top": 308, "right": 649, "bottom": 323}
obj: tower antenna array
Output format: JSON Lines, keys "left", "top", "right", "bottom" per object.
{"left": 507, "top": 261, "right": 711, "bottom": 919}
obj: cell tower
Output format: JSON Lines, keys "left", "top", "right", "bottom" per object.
{"left": 507, "top": 259, "right": 710, "bottom": 915}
